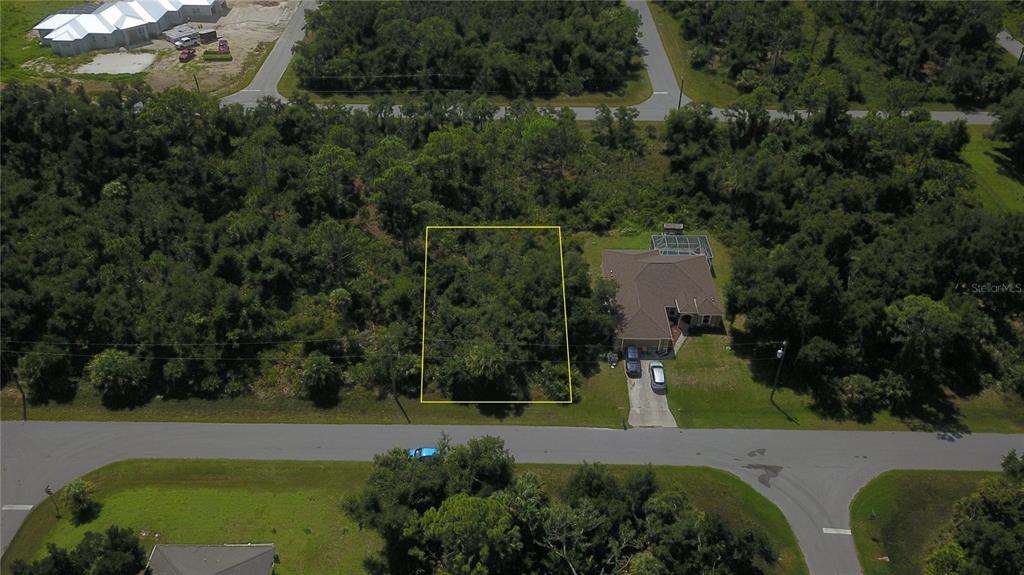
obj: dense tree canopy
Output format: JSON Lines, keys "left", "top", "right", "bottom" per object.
{"left": 665, "top": 86, "right": 1024, "bottom": 422}
{"left": 0, "top": 81, "right": 659, "bottom": 409}
{"left": 660, "top": 0, "right": 1022, "bottom": 106}
{"left": 346, "top": 436, "right": 777, "bottom": 575}
{"left": 926, "top": 451, "right": 1024, "bottom": 575}
{"left": 422, "top": 228, "right": 619, "bottom": 401}
{"left": 294, "top": 1, "right": 642, "bottom": 97}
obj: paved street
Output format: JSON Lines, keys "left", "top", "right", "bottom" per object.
{"left": 219, "top": 0, "right": 316, "bottom": 105}
{"left": 2, "top": 421, "right": 1021, "bottom": 574}
{"left": 220, "top": 0, "right": 999, "bottom": 125}
{"left": 998, "top": 30, "right": 1024, "bottom": 61}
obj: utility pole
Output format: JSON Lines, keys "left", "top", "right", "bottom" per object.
{"left": 381, "top": 334, "right": 394, "bottom": 398}
{"left": 770, "top": 340, "right": 788, "bottom": 401}
{"left": 676, "top": 75, "right": 685, "bottom": 109}
{"left": 193, "top": 73, "right": 201, "bottom": 93}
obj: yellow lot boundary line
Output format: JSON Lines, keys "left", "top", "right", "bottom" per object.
{"left": 419, "top": 225, "right": 573, "bottom": 404}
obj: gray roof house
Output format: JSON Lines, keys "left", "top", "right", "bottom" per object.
{"left": 603, "top": 249, "right": 723, "bottom": 356}
{"left": 147, "top": 544, "right": 275, "bottom": 575}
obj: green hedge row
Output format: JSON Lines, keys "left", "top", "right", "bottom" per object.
{"left": 203, "top": 51, "right": 232, "bottom": 61}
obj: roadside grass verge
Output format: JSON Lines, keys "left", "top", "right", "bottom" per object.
{"left": 210, "top": 40, "right": 275, "bottom": 99}
{"left": 0, "top": 460, "right": 806, "bottom": 575}
{"left": 849, "top": 470, "right": 996, "bottom": 575}
{"left": 649, "top": 0, "right": 966, "bottom": 111}
{"left": 278, "top": 56, "right": 653, "bottom": 108}
{"left": 962, "top": 124, "right": 1024, "bottom": 213}
{"left": 1, "top": 366, "right": 629, "bottom": 428}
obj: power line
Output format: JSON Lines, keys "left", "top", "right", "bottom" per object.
{"left": 299, "top": 72, "right": 642, "bottom": 81}
{"left": 0, "top": 335, "right": 610, "bottom": 350}
{"left": 0, "top": 348, "right": 577, "bottom": 365}
{"left": 0, "top": 337, "right": 344, "bottom": 347}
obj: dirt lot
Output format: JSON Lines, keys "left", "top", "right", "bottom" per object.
{"left": 144, "top": 0, "right": 297, "bottom": 93}
{"left": 76, "top": 52, "right": 155, "bottom": 74}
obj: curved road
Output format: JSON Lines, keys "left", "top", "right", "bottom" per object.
{"left": 220, "top": 0, "right": 999, "bottom": 125}
{"left": 2, "top": 421, "right": 1021, "bottom": 574}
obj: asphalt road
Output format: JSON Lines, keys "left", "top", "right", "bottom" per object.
{"left": 219, "top": 0, "right": 316, "bottom": 105}
{"left": 220, "top": 0, "right": 999, "bottom": 126}
{"left": 2, "top": 421, "right": 1021, "bottom": 574}
{"left": 998, "top": 30, "right": 1024, "bottom": 61}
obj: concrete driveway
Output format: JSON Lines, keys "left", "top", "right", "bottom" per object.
{"left": 627, "top": 360, "right": 677, "bottom": 428}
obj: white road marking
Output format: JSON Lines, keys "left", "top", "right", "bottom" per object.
{"left": 822, "top": 528, "right": 852, "bottom": 535}
{"left": 653, "top": 91, "right": 668, "bottom": 95}
{"left": 239, "top": 89, "right": 262, "bottom": 92}
{"left": 2, "top": 505, "right": 33, "bottom": 511}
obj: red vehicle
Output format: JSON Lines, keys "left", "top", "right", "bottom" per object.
{"left": 178, "top": 48, "right": 196, "bottom": 63}
{"left": 217, "top": 39, "right": 229, "bottom": 53}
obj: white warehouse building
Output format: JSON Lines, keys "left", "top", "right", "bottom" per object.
{"left": 34, "top": 0, "right": 226, "bottom": 57}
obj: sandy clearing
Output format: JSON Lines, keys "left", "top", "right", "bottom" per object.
{"left": 77, "top": 52, "right": 156, "bottom": 75}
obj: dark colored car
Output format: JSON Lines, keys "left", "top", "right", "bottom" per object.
{"left": 625, "top": 346, "right": 641, "bottom": 378}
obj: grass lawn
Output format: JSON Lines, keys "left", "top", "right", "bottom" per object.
{"left": 581, "top": 229, "right": 1024, "bottom": 433}
{"left": 278, "top": 56, "right": 654, "bottom": 108}
{"left": 0, "top": 460, "right": 806, "bottom": 575}
{"left": 649, "top": 0, "right": 962, "bottom": 111}
{"left": 962, "top": 124, "right": 1024, "bottom": 213}
{"left": 1006, "top": 4, "right": 1024, "bottom": 39}
{"left": 850, "top": 470, "right": 996, "bottom": 575}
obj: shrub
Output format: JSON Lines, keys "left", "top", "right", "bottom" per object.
{"left": 86, "top": 349, "right": 148, "bottom": 407}
{"left": 690, "top": 44, "right": 712, "bottom": 69}
{"left": 63, "top": 479, "right": 97, "bottom": 523}
{"left": 15, "top": 344, "right": 74, "bottom": 403}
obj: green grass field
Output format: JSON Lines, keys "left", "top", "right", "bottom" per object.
{"left": 0, "top": 460, "right": 807, "bottom": 575}
{"left": 850, "top": 470, "right": 996, "bottom": 575}
{"left": 278, "top": 55, "right": 654, "bottom": 108}
{"left": 0, "top": 1, "right": 81, "bottom": 83}
{"left": 962, "top": 124, "right": 1024, "bottom": 213}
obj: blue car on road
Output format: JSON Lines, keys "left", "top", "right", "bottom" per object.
{"left": 408, "top": 447, "right": 439, "bottom": 459}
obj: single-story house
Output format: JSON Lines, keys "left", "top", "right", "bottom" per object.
{"left": 147, "top": 543, "right": 275, "bottom": 575}
{"left": 603, "top": 247, "right": 723, "bottom": 356}
{"left": 34, "top": 0, "right": 226, "bottom": 56}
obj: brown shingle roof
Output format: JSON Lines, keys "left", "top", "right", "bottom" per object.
{"left": 602, "top": 250, "right": 723, "bottom": 340}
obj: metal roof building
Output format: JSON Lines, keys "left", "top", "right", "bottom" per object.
{"left": 34, "top": 0, "right": 226, "bottom": 56}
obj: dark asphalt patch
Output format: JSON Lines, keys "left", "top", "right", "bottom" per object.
{"left": 743, "top": 463, "right": 783, "bottom": 487}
